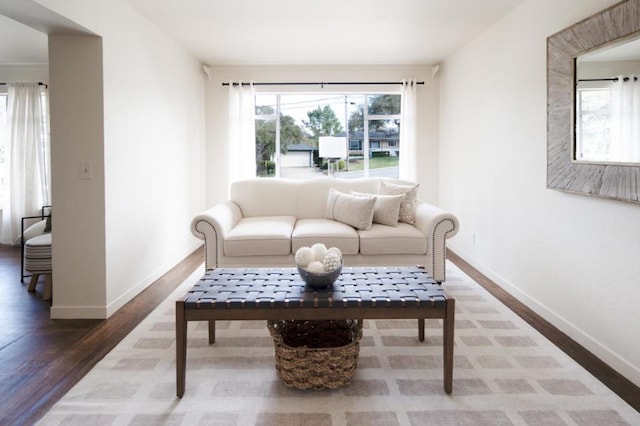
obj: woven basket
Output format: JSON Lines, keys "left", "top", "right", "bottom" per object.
{"left": 267, "top": 319, "right": 363, "bottom": 390}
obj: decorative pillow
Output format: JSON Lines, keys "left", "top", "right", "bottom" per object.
{"left": 378, "top": 181, "right": 420, "bottom": 224}
{"left": 351, "top": 191, "right": 403, "bottom": 226}
{"left": 325, "top": 188, "right": 377, "bottom": 230}
{"left": 16, "top": 219, "right": 47, "bottom": 245}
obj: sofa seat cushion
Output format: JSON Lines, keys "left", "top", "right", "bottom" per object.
{"left": 225, "top": 216, "right": 296, "bottom": 256}
{"left": 358, "top": 223, "right": 427, "bottom": 255}
{"left": 292, "top": 219, "right": 359, "bottom": 255}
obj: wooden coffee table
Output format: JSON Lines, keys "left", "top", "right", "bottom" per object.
{"left": 176, "top": 265, "right": 455, "bottom": 397}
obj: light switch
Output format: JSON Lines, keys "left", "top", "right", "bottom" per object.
{"left": 80, "top": 161, "right": 92, "bottom": 180}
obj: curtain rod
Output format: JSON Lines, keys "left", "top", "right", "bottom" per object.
{"left": 0, "top": 82, "right": 48, "bottom": 88}
{"left": 222, "top": 81, "right": 425, "bottom": 87}
{"left": 577, "top": 77, "right": 637, "bottom": 83}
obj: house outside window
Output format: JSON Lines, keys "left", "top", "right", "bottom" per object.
{"left": 255, "top": 93, "right": 401, "bottom": 179}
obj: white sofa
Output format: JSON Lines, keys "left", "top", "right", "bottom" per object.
{"left": 191, "top": 177, "right": 459, "bottom": 282}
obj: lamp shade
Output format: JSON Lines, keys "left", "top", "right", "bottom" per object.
{"left": 319, "top": 136, "right": 347, "bottom": 158}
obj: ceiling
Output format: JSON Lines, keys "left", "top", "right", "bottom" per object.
{"left": 0, "top": 0, "right": 525, "bottom": 66}
{"left": 0, "top": 13, "right": 48, "bottom": 64}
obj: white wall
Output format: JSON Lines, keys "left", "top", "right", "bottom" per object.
{"left": 0, "top": 64, "right": 48, "bottom": 83}
{"left": 440, "top": 0, "right": 640, "bottom": 386}
{"left": 49, "top": 34, "right": 107, "bottom": 315}
{"left": 35, "top": 0, "right": 206, "bottom": 318}
{"left": 205, "top": 65, "right": 439, "bottom": 206}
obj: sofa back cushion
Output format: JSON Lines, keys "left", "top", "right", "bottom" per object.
{"left": 230, "top": 177, "right": 417, "bottom": 219}
{"left": 231, "top": 178, "right": 299, "bottom": 217}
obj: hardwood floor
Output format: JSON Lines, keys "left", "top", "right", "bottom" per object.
{"left": 0, "top": 244, "right": 203, "bottom": 425}
{"left": 447, "top": 250, "right": 640, "bottom": 412}
{"left": 0, "top": 246, "right": 637, "bottom": 423}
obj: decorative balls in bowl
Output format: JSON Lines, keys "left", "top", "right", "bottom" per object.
{"left": 295, "top": 243, "right": 343, "bottom": 289}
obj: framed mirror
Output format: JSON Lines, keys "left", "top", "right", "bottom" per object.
{"left": 547, "top": 0, "right": 640, "bottom": 203}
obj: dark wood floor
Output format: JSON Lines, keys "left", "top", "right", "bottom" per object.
{"left": 0, "top": 246, "right": 637, "bottom": 423}
{"left": 0, "top": 244, "right": 203, "bottom": 425}
{"left": 447, "top": 250, "right": 640, "bottom": 412}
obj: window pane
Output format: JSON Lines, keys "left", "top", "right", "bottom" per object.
{"left": 256, "top": 95, "right": 277, "bottom": 116}
{"left": 576, "top": 88, "right": 611, "bottom": 161}
{"left": 255, "top": 118, "right": 276, "bottom": 177}
{"left": 367, "top": 94, "right": 401, "bottom": 115}
{"left": 366, "top": 119, "right": 399, "bottom": 178}
{"left": 253, "top": 93, "right": 401, "bottom": 179}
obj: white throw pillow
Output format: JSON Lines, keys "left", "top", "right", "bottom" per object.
{"left": 16, "top": 219, "right": 47, "bottom": 245}
{"left": 325, "top": 188, "right": 377, "bottom": 230}
{"left": 351, "top": 190, "right": 403, "bottom": 226}
{"left": 378, "top": 181, "right": 419, "bottom": 224}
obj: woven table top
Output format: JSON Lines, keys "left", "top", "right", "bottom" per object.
{"left": 183, "top": 266, "right": 447, "bottom": 310}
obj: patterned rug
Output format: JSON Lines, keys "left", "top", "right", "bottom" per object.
{"left": 39, "top": 263, "right": 640, "bottom": 425}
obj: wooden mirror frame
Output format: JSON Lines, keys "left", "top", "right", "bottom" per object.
{"left": 547, "top": 0, "right": 640, "bottom": 203}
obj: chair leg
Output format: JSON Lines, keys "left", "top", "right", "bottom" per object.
{"left": 27, "top": 274, "right": 40, "bottom": 292}
{"left": 43, "top": 274, "right": 52, "bottom": 301}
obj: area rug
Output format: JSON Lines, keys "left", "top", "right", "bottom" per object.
{"left": 39, "top": 263, "right": 640, "bottom": 425}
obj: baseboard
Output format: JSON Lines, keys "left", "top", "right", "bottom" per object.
{"left": 50, "top": 305, "right": 107, "bottom": 319}
{"left": 448, "top": 243, "right": 640, "bottom": 388}
{"left": 50, "top": 261, "right": 185, "bottom": 319}
{"left": 51, "top": 243, "right": 202, "bottom": 320}
{"left": 104, "top": 271, "right": 161, "bottom": 319}
{"left": 104, "top": 245, "right": 201, "bottom": 318}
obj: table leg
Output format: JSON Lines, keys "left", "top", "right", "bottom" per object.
{"left": 208, "top": 320, "right": 216, "bottom": 344}
{"left": 176, "top": 300, "right": 187, "bottom": 398}
{"left": 443, "top": 298, "right": 455, "bottom": 394}
{"left": 418, "top": 318, "right": 425, "bottom": 341}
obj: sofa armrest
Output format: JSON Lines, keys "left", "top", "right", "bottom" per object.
{"left": 191, "top": 201, "right": 243, "bottom": 270}
{"left": 413, "top": 201, "right": 459, "bottom": 282}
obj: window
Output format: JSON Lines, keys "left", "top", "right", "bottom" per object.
{"left": 575, "top": 85, "right": 611, "bottom": 161}
{"left": 254, "top": 93, "right": 401, "bottom": 179}
{"left": 0, "top": 88, "right": 50, "bottom": 208}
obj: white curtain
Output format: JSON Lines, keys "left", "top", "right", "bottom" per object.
{"left": 0, "top": 83, "right": 50, "bottom": 245}
{"left": 399, "top": 79, "right": 418, "bottom": 181}
{"left": 609, "top": 75, "right": 640, "bottom": 163}
{"left": 228, "top": 81, "right": 256, "bottom": 184}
